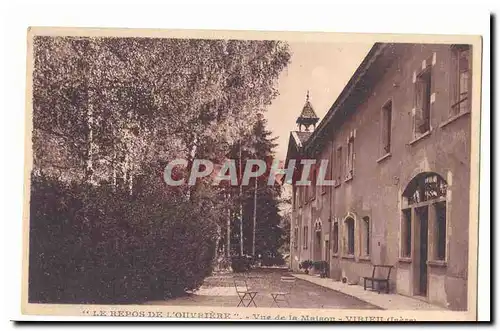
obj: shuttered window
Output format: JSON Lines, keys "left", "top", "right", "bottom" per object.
{"left": 414, "top": 68, "right": 431, "bottom": 137}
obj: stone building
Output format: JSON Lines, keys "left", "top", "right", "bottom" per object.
{"left": 285, "top": 42, "right": 472, "bottom": 310}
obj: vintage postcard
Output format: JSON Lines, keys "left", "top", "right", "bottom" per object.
{"left": 21, "top": 27, "right": 482, "bottom": 321}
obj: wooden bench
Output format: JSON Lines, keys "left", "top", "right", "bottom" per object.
{"left": 363, "top": 264, "right": 393, "bottom": 294}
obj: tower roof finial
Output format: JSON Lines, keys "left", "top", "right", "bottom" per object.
{"left": 296, "top": 90, "right": 319, "bottom": 131}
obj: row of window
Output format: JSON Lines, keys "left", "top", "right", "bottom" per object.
{"left": 293, "top": 204, "right": 446, "bottom": 262}
{"left": 293, "top": 173, "right": 449, "bottom": 263}
{"left": 411, "top": 45, "right": 471, "bottom": 141}
{"left": 294, "top": 135, "right": 354, "bottom": 207}
{"left": 293, "top": 45, "right": 471, "bottom": 210}
{"left": 292, "top": 216, "right": 371, "bottom": 258}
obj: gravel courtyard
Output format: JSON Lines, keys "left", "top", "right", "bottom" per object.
{"left": 148, "top": 267, "right": 380, "bottom": 309}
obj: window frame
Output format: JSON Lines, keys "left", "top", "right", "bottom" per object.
{"left": 434, "top": 201, "right": 447, "bottom": 261}
{"left": 361, "top": 216, "right": 371, "bottom": 257}
{"left": 401, "top": 172, "right": 449, "bottom": 265}
{"left": 304, "top": 173, "right": 309, "bottom": 204}
{"left": 311, "top": 163, "right": 317, "bottom": 200}
{"left": 401, "top": 208, "right": 412, "bottom": 258}
{"left": 450, "top": 44, "right": 471, "bottom": 117}
{"left": 303, "top": 225, "right": 309, "bottom": 249}
{"left": 332, "top": 222, "right": 339, "bottom": 254}
{"left": 381, "top": 99, "right": 393, "bottom": 156}
{"left": 321, "top": 150, "right": 333, "bottom": 195}
{"left": 413, "top": 65, "right": 432, "bottom": 139}
{"left": 298, "top": 186, "right": 302, "bottom": 208}
{"left": 293, "top": 227, "right": 299, "bottom": 249}
{"left": 346, "top": 136, "right": 355, "bottom": 181}
{"left": 345, "top": 217, "right": 355, "bottom": 256}
{"left": 335, "top": 146, "right": 342, "bottom": 187}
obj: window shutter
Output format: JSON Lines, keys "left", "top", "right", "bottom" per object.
{"left": 415, "top": 79, "right": 424, "bottom": 111}
{"left": 350, "top": 139, "right": 355, "bottom": 174}
{"left": 415, "top": 107, "right": 424, "bottom": 131}
{"left": 345, "top": 151, "right": 349, "bottom": 179}
{"left": 311, "top": 164, "right": 316, "bottom": 198}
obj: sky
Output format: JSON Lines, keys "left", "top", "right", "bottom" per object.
{"left": 265, "top": 41, "right": 373, "bottom": 162}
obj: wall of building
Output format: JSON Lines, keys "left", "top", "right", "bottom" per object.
{"left": 290, "top": 43, "right": 471, "bottom": 311}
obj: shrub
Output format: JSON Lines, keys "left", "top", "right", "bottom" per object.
{"left": 261, "top": 254, "right": 285, "bottom": 266}
{"left": 314, "top": 261, "right": 329, "bottom": 278}
{"left": 299, "top": 260, "right": 314, "bottom": 272}
{"left": 312, "top": 260, "right": 327, "bottom": 269}
{"left": 28, "top": 174, "right": 218, "bottom": 304}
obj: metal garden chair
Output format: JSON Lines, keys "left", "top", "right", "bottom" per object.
{"left": 270, "top": 276, "right": 296, "bottom": 307}
{"left": 233, "top": 278, "right": 258, "bottom": 307}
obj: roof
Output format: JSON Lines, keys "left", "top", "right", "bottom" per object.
{"left": 303, "top": 42, "right": 403, "bottom": 155}
{"left": 297, "top": 100, "right": 318, "bottom": 122}
{"left": 284, "top": 43, "right": 402, "bottom": 171}
{"left": 283, "top": 131, "right": 312, "bottom": 175}
{"left": 291, "top": 131, "right": 313, "bottom": 148}
{"left": 282, "top": 132, "right": 304, "bottom": 185}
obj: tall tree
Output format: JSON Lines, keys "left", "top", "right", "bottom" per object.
{"left": 32, "top": 37, "right": 291, "bottom": 191}
{"left": 246, "top": 116, "right": 283, "bottom": 260}
{"left": 225, "top": 116, "right": 285, "bottom": 260}
{"left": 31, "top": 36, "right": 291, "bottom": 273}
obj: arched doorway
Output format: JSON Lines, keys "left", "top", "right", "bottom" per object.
{"left": 402, "top": 172, "right": 448, "bottom": 297}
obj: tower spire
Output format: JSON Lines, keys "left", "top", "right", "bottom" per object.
{"left": 296, "top": 90, "right": 319, "bottom": 132}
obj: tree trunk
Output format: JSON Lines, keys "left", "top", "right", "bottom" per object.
{"left": 186, "top": 135, "right": 198, "bottom": 201}
{"left": 85, "top": 89, "right": 94, "bottom": 184}
{"left": 112, "top": 150, "right": 117, "bottom": 192}
{"left": 239, "top": 140, "right": 243, "bottom": 256}
{"left": 227, "top": 192, "right": 231, "bottom": 258}
{"left": 83, "top": 40, "right": 94, "bottom": 185}
{"left": 252, "top": 177, "right": 257, "bottom": 257}
{"left": 215, "top": 223, "right": 221, "bottom": 260}
{"left": 129, "top": 173, "right": 133, "bottom": 196}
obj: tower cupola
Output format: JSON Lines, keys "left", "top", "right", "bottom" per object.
{"left": 296, "top": 91, "right": 319, "bottom": 132}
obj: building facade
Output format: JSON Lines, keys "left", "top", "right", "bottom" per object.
{"left": 286, "top": 43, "right": 472, "bottom": 311}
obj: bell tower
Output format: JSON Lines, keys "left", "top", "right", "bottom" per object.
{"left": 296, "top": 91, "right": 319, "bottom": 132}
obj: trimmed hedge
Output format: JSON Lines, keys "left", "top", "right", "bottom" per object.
{"left": 260, "top": 254, "right": 285, "bottom": 267}
{"left": 231, "top": 255, "right": 253, "bottom": 273}
{"left": 28, "top": 175, "right": 217, "bottom": 304}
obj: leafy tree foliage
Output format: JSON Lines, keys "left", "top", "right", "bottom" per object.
{"left": 32, "top": 36, "right": 290, "bottom": 186}
{"left": 29, "top": 36, "right": 290, "bottom": 302}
